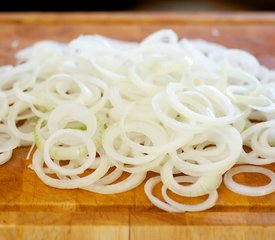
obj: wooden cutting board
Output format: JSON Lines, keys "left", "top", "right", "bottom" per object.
{"left": 0, "top": 13, "right": 275, "bottom": 240}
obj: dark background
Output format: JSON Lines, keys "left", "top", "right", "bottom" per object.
{"left": 1, "top": 0, "right": 275, "bottom": 11}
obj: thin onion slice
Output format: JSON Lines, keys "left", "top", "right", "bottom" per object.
{"left": 224, "top": 165, "right": 275, "bottom": 196}
{"left": 0, "top": 151, "right": 13, "bottom": 165}
{"left": 0, "top": 91, "right": 8, "bottom": 120}
{"left": 162, "top": 176, "right": 218, "bottom": 212}
{"left": 144, "top": 176, "right": 180, "bottom": 212}
{"left": 161, "top": 160, "right": 222, "bottom": 197}
{"left": 82, "top": 171, "right": 146, "bottom": 194}
{"left": 43, "top": 129, "right": 96, "bottom": 176}
{"left": 32, "top": 149, "right": 110, "bottom": 189}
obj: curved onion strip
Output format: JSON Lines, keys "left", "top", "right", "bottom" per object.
{"left": 47, "top": 103, "right": 97, "bottom": 136}
{"left": 34, "top": 118, "right": 89, "bottom": 161}
{"left": 161, "top": 161, "right": 222, "bottom": 197}
{"left": 224, "top": 165, "right": 275, "bottom": 196}
{"left": 241, "top": 120, "right": 275, "bottom": 165}
{"left": 103, "top": 123, "right": 163, "bottom": 165}
{"left": 7, "top": 102, "right": 35, "bottom": 142}
{"left": 167, "top": 83, "right": 239, "bottom": 125}
{"left": 171, "top": 126, "right": 242, "bottom": 175}
{"left": 96, "top": 167, "right": 123, "bottom": 185}
{"left": 162, "top": 176, "right": 218, "bottom": 212}
{"left": 0, "top": 151, "right": 13, "bottom": 165}
{"left": 109, "top": 153, "right": 167, "bottom": 174}
{"left": 144, "top": 176, "right": 180, "bottom": 212}
{"left": 119, "top": 108, "right": 195, "bottom": 155}
{"left": 224, "top": 49, "right": 260, "bottom": 75}
{"left": 0, "top": 91, "right": 8, "bottom": 120}
{"left": 82, "top": 171, "right": 146, "bottom": 194}
{"left": 43, "top": 129, "right": 96, "bottom": 176}
{"left": 45, "top": 73, "right": 92, "bottom": 105}
{"left": 0, "top": 124, "right": 20, "bottom": 152}
{"left": 152, "top": 93, "right": 205, "bottom": 132}
{"left": 32, "top": 150, "right": 110, "bottom": 188}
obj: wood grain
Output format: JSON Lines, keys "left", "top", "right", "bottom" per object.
{"left": 0, "top": 12, "right": 274, "bottom": 240}
{"left": 0, "top": 12, "right": 275, "bottom": 25}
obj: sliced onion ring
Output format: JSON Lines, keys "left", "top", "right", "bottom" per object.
{"left": 224, "top": 165, "right": 275, "bottom": 196}
{"left": 33, "top": 149, "right": 110, "bottom": 188}
{"left": 43, "top": 129, "right": 96, "bottom": 176}
{"left": 162, "top": 176, "right": 218, "bottom": 212}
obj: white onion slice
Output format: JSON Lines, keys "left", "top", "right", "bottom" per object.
{"left": 32, "top": 149, "right": 110, "bottom": 188}
{"left": 161, "top": 161, "right": 222, "bottom": 197}
{"left": 96, "top": 167, "right": 123, "bottom": 185}
{"left": 171, "top": 126, "right": 242, "bottom": 175}
{"left": 167, "top": 83, "right": 239, "bottom": 125}
{"left": 152, "top": 93, "right": 205, "bottom": 132}
{"left": 144, "top": 176, "right": 180, "bottom": 212}
{"left": 103, "top": 123, "right": 164, "bottom": 165}
{"left": 0, "top": 151, "right": 13, "bottom": 165}
{"left": 43, "top": 129, "right": 96, "bottom": 176}
{"left": 0, "top": 91, "right": 8, "bottom": 120}
{"left": 162, "top": 176, "right": 218, "bottom": 212}
{"left": 47, "top": 103, "right": 97, "bottom": 137}
{"left": 82, "top": 171, "right": 146, "bottom": 194}
{"left": 0, "top": 124, "right": 20, "bottom": 152}
{"left": 7, "top": 102, "right": 35, "bottom": 142}
{"left": 241, "top": 120, "right": 275, "bottom": 165}
{"left": 224, "top": 165, "right": 275, "bottom": 196}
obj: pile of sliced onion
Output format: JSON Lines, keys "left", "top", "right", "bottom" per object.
{"left": 0, "top": 30, "right": 274, "bottom": 212}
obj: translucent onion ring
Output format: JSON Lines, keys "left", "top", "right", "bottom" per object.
{"left": 82, "top": 171, "right": 146, "bottom": 194}
{"left": 144, "top": 176, "right": 180, "bottom": 212}
{"left": 170, "top": 126, "right": 242, "bottom": 175}
{"left": 161, "top": 160, "right": 222, "bottom": 197}
{"left": 43, "top": 129, "right": 96, "bottom": 176}
{"left": 224, "top": 165, "right": 275, "bottom": 196}
{"left": 0, "top": 124, "right": 20, "bottom": 152}
{"left": 0, "top": 151, "right": 13, "bottom": 165}
{"left": 47, "top": 103, "right": 97, "bottom": 137}
{"left": 32, "top": 149, "right": 110, "bottom": 188}
{"left": 162, "top": 176, "right": 218, "bottom": 212}
{"left": 0, "top": 91, "right": 8, "bottom": 120}
{"left": 7, "top": 102, "right": 35, "bottom": 142}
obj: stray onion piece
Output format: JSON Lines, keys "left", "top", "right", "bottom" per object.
{"left": 0, "top": 30, "right": 274, "bottom": 212}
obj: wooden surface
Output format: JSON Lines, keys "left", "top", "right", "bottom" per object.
{"left": 0, "top": 12, "right": 275, "bottom": 240}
